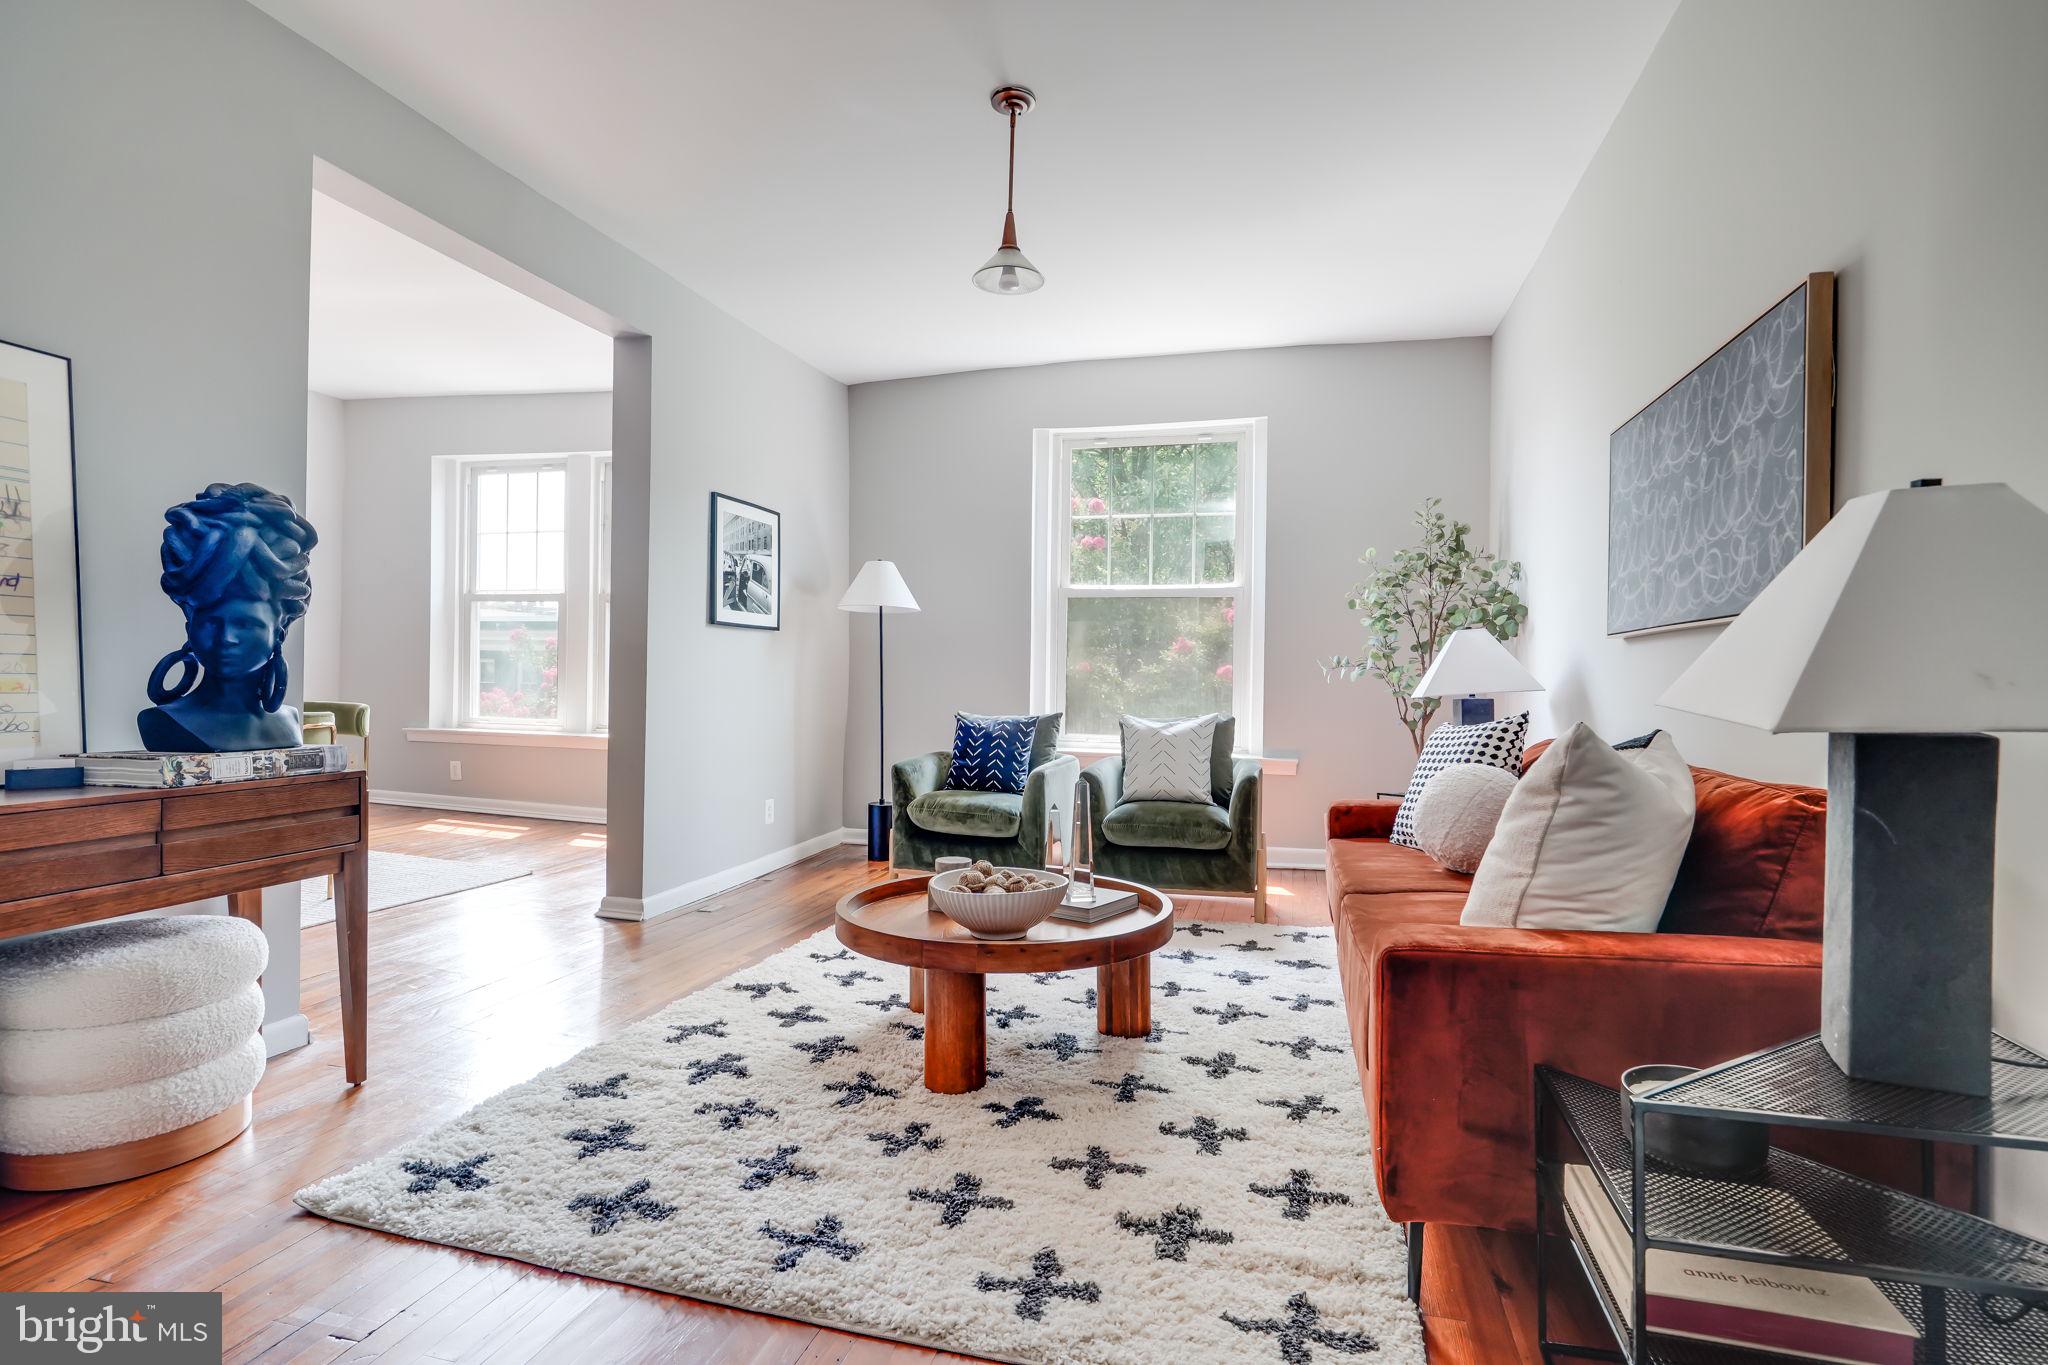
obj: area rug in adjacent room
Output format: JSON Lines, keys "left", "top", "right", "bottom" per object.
{"left": 296, "top": 919, "right": 1422, "bottom": 1364}
{"left": 299, "top": 851, "right": 531, "bottom": 928}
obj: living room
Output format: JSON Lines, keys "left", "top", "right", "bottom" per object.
{"left": 2, "top": 2, "right": 2044, "bottom": 1363}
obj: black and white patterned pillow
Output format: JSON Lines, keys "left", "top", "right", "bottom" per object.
{"left": 1391, "top": 712, "right": 1530, "bottom": 849}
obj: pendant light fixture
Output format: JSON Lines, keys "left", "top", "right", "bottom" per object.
{"left": 972, "top": 85, "right": 1044, "bottom": 295}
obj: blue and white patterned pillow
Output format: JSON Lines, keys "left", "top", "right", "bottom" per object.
{"left": 941, "top": 713, "right": 1038, "bottom": 794}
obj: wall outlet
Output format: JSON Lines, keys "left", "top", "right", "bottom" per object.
{"left": 764, "top": 798, "right": 775, "bottom": 825}
{"left": 449, "top": 760, "right": 463, "bottom": 781}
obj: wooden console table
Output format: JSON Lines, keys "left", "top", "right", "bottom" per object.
{"left": 0, "top": 771, "right": 369, "bottom": 1084}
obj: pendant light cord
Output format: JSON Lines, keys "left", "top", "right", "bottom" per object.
{"left": 1007, "top": 108, "right": 1018, "bottom": 216}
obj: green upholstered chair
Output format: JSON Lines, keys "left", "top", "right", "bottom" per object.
{"left": 890, "top": 714, "right": 1078, "bottom": 873}
{"left": 303, "top": 700, "right": 371, "bottom": 770}
{"left": 1079, "top": 715, "right": 1268, "bottom": 922}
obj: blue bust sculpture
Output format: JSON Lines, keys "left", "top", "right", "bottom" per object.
{"left": 137, "top": 482, "right": 318, "bottom": 753}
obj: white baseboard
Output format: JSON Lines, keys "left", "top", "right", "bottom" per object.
{"left": 262, "top": 1012, "right": 311, "bottom": 1057}
{"left": 370, "top": 788, "right": 606, "bottom": 825}
{"left": 1268, "top": 846, "right": 1327, "bottom": 871}
{"left": 839, "top": 827, "right": 864, "bottom": 844}
{"left": 596, "top": 828, "right": 852, "bottom": 923}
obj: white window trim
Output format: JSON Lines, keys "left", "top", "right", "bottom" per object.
{"left": 1029, "top": 416, "right": 1267, "bottom": 755}
{"left": 428, "top": 452, "right": 610, "bottom": 736}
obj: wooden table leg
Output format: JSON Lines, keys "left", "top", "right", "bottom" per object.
{"left": 227, "top": 889, "right": 264, "bottom": 989}
{"left": 1097, "top": 954, "right": 1151, "bottom": 1037}
{"left": 907, "top": 966, "right": 925, "bottom": 1014}
{"left": 922, "top": 968, "right": 986, "bottom": 1093}
{"left": 335, "top": 846, "right": 369, "bottom": 1085}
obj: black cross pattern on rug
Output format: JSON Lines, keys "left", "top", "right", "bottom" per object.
{"left": 867, "top": 1121, "right": 944, "bottom": 1156}
{"left": 1183, "top": 1050, "right": 1262, "bottom": 1080}
{"left": 695, "top": 1098, "right": 777, "bottom": 1130}
{"left": 855, "top": 993, "right": 909, "bottom": 1013}
{"left": 889, "top": 1019, "right": 926, "bottom": 1041}
{"left": 909, "top": 1171, "right": 1017, "bottom": 1227}
{"left": 732, "top": 981, "right": 798, "bottom": 1000}
{"left": 982, "top": 1095, "right": 1059, "bottom": 1128}
{"left": 825, "top": 968, "right": 882, "bottom": 988}
{"left": 1177, "top": 922, "right": 1224, "bottom": 937}
{"left": 1250, "top": 1169, "right": 1354, "bottom": 1222}
{"left": 1091, "top": 1072, "right": 1171, "bottom": 1103}
{"left": 824, "top": 1071, "right": 900, "bottom": 1108}
{"left": 401, "top": 1153, "right": 492, "bottom": 1194}
{"left": 1160, "top": 1114, "right": 1250, "bottom": 1155}
{"left": 791, "top": 1034, "right": 860, "bottom": 1065}
{"left": 1116, "top": 1204, "right": 1234, "bottom": 1262}
{"left": 565, "top": 1072, "right": 629, "bottom": 1099}
{"left": 1276, "top": 929, "right": 1330, "bottom": 944}
{"left": 809, "top": 948, "right": 854, "bottom": 962}
{"left": 1162, "top": 949, "right": 1211, "bottom": 965}
{"left": 766, "top": 1004, "right": 827, "bottom": 1029}
{"left": 1194, "top": 1002, "right": 1269, "bottom": 1026}
{"left": 562, "top": 1121, "right": 648, "bottom": 1160}
{"left": 737, "top": 1143, "right": 819, "bottom": 1191}
{"left": 1024, "top": 1032, "right": 1100, "bottom": 1062}
{"left": 974, "top": 1248, "right": 1101, "bottom": 1322}
{"left": 1159, "top": 980, "right": 1204, "bottom": 998}
{"left": 760, "top": 1215, "right": 864, "bottom": 1272}
{"left": 1225, "top": 939, "right": 1277, "bottom": 953}
{"left": 568, "top": 1179, "right": 676, "bottom": 1234}
{"left": 1271, "top": 993, "right": 1339, "bottom": 1013}
{"left": 1275, "top": 958, "right": 1322, "bottom": 972}
{"left": 1029, "top": 971, "right": 1066, "bottom": 984}
{"left": 1215, "top": 968, "right": 1269, "bottom": 986}
{"left": 987, "top": 1004, "right": 1040, "bottom": 1030}
{"left": 1222, "top": 1291, "right": 1376, "bottom": 1362}
{"left": 665, "top": 1019, "right": 730, "bottom": 1043}
{"left": 1061, "top": 988, "right": 1098, "bottom": 1009}
{"left": 1258, "top": 1036, "right": 1344, "bottom": 1060}
{"left": 1048, "top": 1145, "right": 1147, "bottom": 1191}
{"left": 685, "top": 1052, "right": 750, "bottom": 1085}
{"left": 1259, "top": 1093, "right": 1341, "bottom": 1123}
{"left": 1142, "top": 1021, "right": 1186, "bottom": 1043}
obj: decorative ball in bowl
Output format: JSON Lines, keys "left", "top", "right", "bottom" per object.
{"left": 928, "top": 863, "right": 1069, "bottom": 940}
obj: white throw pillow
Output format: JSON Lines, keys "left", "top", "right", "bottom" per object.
{"left": 1460, "top": 724, "right": 1696, "bottom": 931}
{"left": 1391, "top": 712, "right": 1529, "bottom": 849}
{"left": 1120, "top": 714, "right": 1217, "bottom": 804}
{"left": 1412, "top": 762, "right": 1517, "bottom": 874}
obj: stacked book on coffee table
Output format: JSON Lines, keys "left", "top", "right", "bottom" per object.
{"left": 1050, "top": 884, "right": 1139, "bottom": 924}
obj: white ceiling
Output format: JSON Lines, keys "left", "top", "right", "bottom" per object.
{"left": 268, "top": 1, "right": 1676, "bottom": 386}
{"left": 308, "top": 191, "right": 613, "bottom": 399}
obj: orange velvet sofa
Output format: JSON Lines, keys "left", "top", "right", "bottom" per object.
{"left": 1328, "top": 744, "right": 1962, "bottom": 1259}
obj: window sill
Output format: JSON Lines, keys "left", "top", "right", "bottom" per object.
{"left": 403, "top": 727, "right": 609, "bottom": 751}
{"left": 1055, "top": 741, "right": 1297, "bottom": 777}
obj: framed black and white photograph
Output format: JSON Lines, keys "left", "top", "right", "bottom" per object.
{"left": 709, "top": 492, "right": 780, "bottom": 630}
{"left": 0, "top": 338, "right": 85, "bottom": 763}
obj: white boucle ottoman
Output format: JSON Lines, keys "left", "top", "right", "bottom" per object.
{"left": 0, "top": 916, "right": 267, "bottom": 1190}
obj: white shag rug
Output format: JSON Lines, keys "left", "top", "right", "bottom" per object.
{"left": 299, "top": 851, "right": 530, "bottom": 928}
{"left": 296, "top": 918, "right": 1421, "bottom": 1365}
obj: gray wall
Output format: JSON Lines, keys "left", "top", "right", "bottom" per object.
{"left": 334, "top": 392, "right": 610, "bottom": 815}
{"left": 1489, "top": 0, "right": 2048, "bottom": 1232}
{"left": 846, "top": 340, "right": 1494, "bottom": 853}
{"left": 0, "top": 0, "right": 849, "bottom": 964}
{"left": 302, "top": 391, "right": 346, "bottom": 699}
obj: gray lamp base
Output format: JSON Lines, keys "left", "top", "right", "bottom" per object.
{"left": 1824, "top": 733, "right": 1998, "bottom": 1096}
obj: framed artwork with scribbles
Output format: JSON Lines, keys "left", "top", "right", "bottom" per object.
{"left": 0, "top": 338, "right": 85, "bottom": 763}
{"left": 1607, "top": 273, "right": 1836, "bottom": 636}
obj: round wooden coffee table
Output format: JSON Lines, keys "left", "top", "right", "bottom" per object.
{"left": 835, "top": 874, "right": 1173, "bottom": 1094}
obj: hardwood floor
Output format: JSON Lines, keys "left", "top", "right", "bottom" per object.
{"left": 0, "top": 805, "right": 1596, "bottom": 1363}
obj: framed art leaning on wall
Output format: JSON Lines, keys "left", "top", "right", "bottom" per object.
{"left": 1607, "top": 272, "right": 1836, "bottom": 636}
{"left": 0, "top": 338, "right": 85, "bottom": 762}
{"left": 709, "top": 491, "right": 781, "bottom": 630}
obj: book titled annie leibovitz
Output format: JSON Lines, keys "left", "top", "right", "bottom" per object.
{"left": 1562, "top": 1163, "right": 1918, "bottom": 1365}
{"left": 73, "top": 744, "right": 348, "bottom": 789}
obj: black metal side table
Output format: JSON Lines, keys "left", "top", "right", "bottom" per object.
{"left": 1535, "top": 1032, "right": 2048, "bottom": 1363}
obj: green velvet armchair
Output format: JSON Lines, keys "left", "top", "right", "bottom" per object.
{"left": 1079, "top": 716, "right": 1267, "bottom": 921}
{"left": 890, "top": 714, "right": 1078, "bottom": 872}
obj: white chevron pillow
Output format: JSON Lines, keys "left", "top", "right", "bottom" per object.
{"left": 1120, "top": 714, "right": 1218, "bottom": 804}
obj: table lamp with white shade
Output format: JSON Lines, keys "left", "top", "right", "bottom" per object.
{"left": 1411, "top": 626, "right": 1544, "bottom": 727}
{"left": 839, "top": 560, "right": 920, "bottom": 862}
{"left": 1659, "top": 479, "right": 2048, "bottom": 1095}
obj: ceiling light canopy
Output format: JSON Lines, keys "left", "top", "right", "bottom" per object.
{"left": 972, "top": 85, "right": 1044, "bottom": 296}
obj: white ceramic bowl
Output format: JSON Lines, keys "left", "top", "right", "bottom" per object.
{"left": 928, "top": 866, "right": 1070, "bottom": 940}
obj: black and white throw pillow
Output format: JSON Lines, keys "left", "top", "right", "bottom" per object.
{"left": 1390, "top": 711, "right": 1530, "bottom": 849}
{"left": 941, "top": 713, "right": 1038, "bottom": 793}
{"left": 1120, "top": 714, "right": 1218, "bottom": 804}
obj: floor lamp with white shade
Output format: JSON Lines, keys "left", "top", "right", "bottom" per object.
{"left": 839, "top": 560, "right": 920, "bottom": 861}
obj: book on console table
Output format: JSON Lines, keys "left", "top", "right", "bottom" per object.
{"left": 1561, "top": 1162, "right": 1918, "bottom": 1365}
{"left": 72, "top": 745, "right": 348, "bottom": 789}
{"left": 1050, "top": 885, "right": 1140, "bottom": 924}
